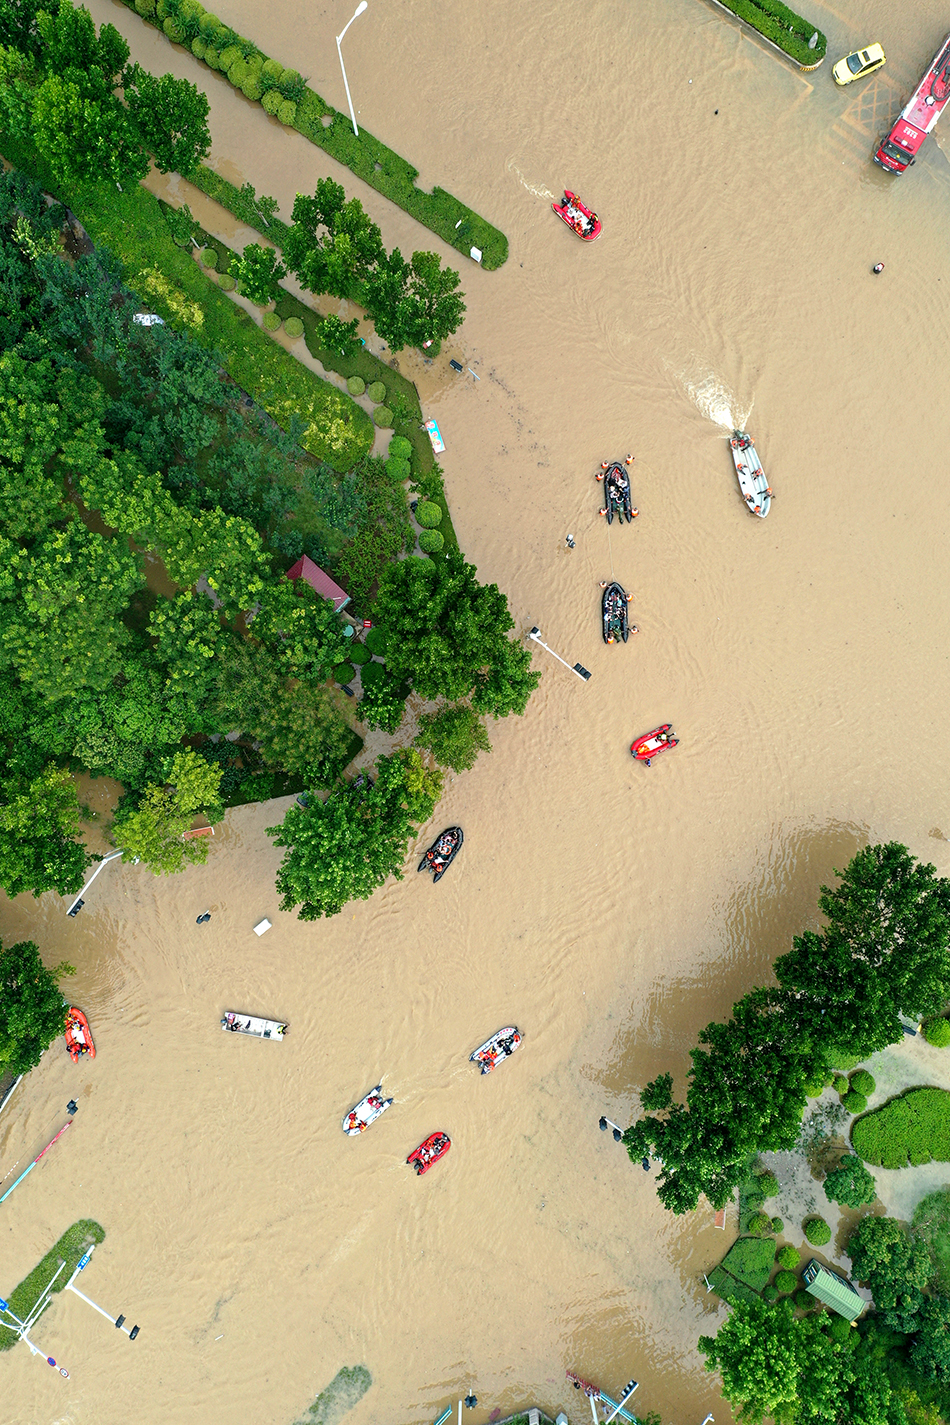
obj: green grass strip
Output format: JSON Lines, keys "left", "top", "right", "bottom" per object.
{"left": 0, "top": 135, "right": 374, "bottom": 474}
{"left": 294, "top": 1365, "right": 372, "bottom": 1425}
{"left": 0, "top": 1220, "right": 105, "bottom": 1350}
{"left": 118, "top": 0, "right": 507, "bottom": 268}
{"left": 709, "top": 0, "right": 826, "bottom": 66}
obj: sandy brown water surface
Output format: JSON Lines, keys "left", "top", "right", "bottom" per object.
{"left": 7, "top": 0, "right": 950, "bottom": 1421}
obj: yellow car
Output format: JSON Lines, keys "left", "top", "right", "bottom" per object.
{"left": 833, "top": 43, "right": 886, "bottom": 86}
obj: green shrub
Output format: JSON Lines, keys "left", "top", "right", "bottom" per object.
{"left": 227, "top": 57, "right": 249, "bottom": 87}
{"left": 834, "top": 1075, "right": 850, "bottom": 1096}
{"left": 359, "top": 660, "right": 385, "bottom": 687}
{"left": 804, "top": 1216, "right": 832, "bottom": 1246}
{"left": 823, "top": 1154, "right": 877, "bottom": 1209}
{"left": 718, "top": 1235, "right": 776, "bottom": 1291}
{"left": 757, "top": 1172, "right": 780, "bottom": 1198}
{"left": 388, "top": 434, "right": 413, "bottom": 460}
{"left": 416, "top": 500, "right": 443, "bottom": 528}
{"left": 217, "top": 272, "right": 236, "bottom": 291}
{"left": 925, "top": 1018, "right": 950, "bottom": 1048}
{"left": 803, "top": 1072, "right": 826, "bottom": 1098}
{"left": 347, "top": 376, "right": 366, "bottom": 396}
{"left": 261, "top": 57, "right": 284, "bottom": 85}
{"left": 278, "top": 100, "right": 297, "bottom": 126}
{"left": 262, "top": 311, "right": 281, "bottom": 331}
{"left": 826, "top": 1313, "right": 851, "bottom": 1342}
{"left": 794, "top": 1289, "right": 815, "bottom": 1311}
{"left": 367, "top": 380, "right": 386, "bottom": 403}
{"left": 711, "top": 0, "right": 826, "bottom": 65}
{"left": 762, "top": 1283, "right": 779, "bottom": 1303}
{"left": 333, "top": 662, "right": 355, "bottom": 685}
{"left": 348, "top": 643, "right": 371, "bottom": 666}
{"left": 262, "top": 88, "right": 283, "bottom": 115}
{"left": 163, "top": 18, "right": 185, "bottom": 41}
{"left": 218, "top": 43, "right": 241, "bottom": 70}
{"left": 278, "top": 68, "right": 305, "bottom": 100}
{"left": 386, "top": 457, "right": 410, "bottom": 483}
{"left": 843, "top": 1090, "right": 868, "bottom": 1115}
{"left": 242, "top": 75, "right": 264, "bottom": 101}
{"left": 198, "top": 11, "right": 220, "bottom": 34}
{"left": 203, "top": 45, "right": 222, "bottom": 69}
{"left": 750, "top": 1212, "right": 774, "bottom": 1237}
{"left": 372, "top": 406, "right": 393, "bottom": 427}
{"left": 364, "top": 627, "right": 387, "bottom": 656}
{"left": 283, "top": 316, "right": 304, "bottom": 338}
{"left": 776, "top": 1245, "right": 800, "bottom": 1270}
{"left": 850, "top": 1070, "right": 876, "bottom": 1096}
{"left": 245, "top": 52, "right": 263, "bottom": 73}
{"left": 775, "top": 1270, "right": 798, "bottom": 1294}
{"left": 191, "top": 35, "right": 208, "bottom": 58}
{"left": 707, "top": 1265, "right": 760, "bottom": 1306}
{"left": 156, "top": 0, "right": 170, "bottom": 17}
{"left": 852, "top": 1086, "right": 950, "bottom": 1169}
{"left": 135, "top": 0, "right": 157, "bottom": 15}
{"left": 418, "top": 528, "right": 444, "bottom": 554}
{"left": 198, "top": 247, "right": 217, "bottom": 269}
{"left": 771, "top": 1218, "right": 784, "bottom": 1233}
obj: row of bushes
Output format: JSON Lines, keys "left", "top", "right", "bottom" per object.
{"left": 710, "top": 0, "right": 826, "bottom": 67}
{"left": 119, "top": 0, "right": 508, "bottom": 267}
{"left": 852, "top": 1086, "right": 950, "bottom": 1169}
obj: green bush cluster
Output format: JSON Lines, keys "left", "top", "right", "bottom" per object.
{"left": 762, "top": 1283, "right": 779, "bottom": 1303}
{"left": 776, "top": 1245, "right": 800, "bottom": 1270}
{"left": 283, "top": 316, "right": 304, "bottom": 338}
{"left": 757, "top": 1171, "right": 780, "bottom": 1198}
{"left": 416, "top": 501, "right": 443, "bottom": 529}
{"left": 852, "top": 1086, "right": 950, "bottom": 1169}
{"left": 198, "top": 246, "right": 217, "bottom": 268}
{"left": 372, "top": 406, "right": 393, "bottom": 428}
{"left": 386, "top": 457, "right": 410, "bottom": 483}
{"left": 348, "top": 643, "right": 370, "bottom": 667}
{"left": 333, "top": 662, "right": 355, "bottom": 685}
{"left": 804, "top": 1216, "right": 832, "bottom": 1246}
{"left": 843, "top": 1089, "right": 868, "bottom": 1115}
{"left": 278, "top": 100, "right": 297, "bottom": 126}
{"left": 366, "top": 381, "right": 387, "bottom": 403}
{"left": 365, "top": 627, "right": 387, "bottom": 657}
{"left": 775, "top": 1270, "right": 798, "bottom": 1294}
{"left": 262, "top": 88, "right": 282, "bottom": 116}
{"left": 750, "top": 1212, "right": 774, "bottom": 1236}
{"left": 262, "top": 311, "right": 281, "bottom": 331}
{"left": 794, "top": 1288, "right": 815, "bottom": 1311}
{"left": 834, "top": 1075, "right": 850, "bottom": 1095}
{"left": 925, "top": 1017, "right": 950, "bottom": 1047}
{"left": 418, "top": 528, "right": 444, "bottom": 554}
{"left": 826, "top": 1313, "right": 851, "bottom": 1342}
{"left": 217, "top": 272, "right": 236, "bottom": 291}
{"left": 771, "top": 1217, "right": 784, "bottom": 1233}
{"left": 359, "top": 660, "right": 385, "bottom": 687}
{"left": 712, "top": 0, "right": 826, "bottom": 64}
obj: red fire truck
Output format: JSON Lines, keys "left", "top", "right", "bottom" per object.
{"left": 874, "top": 32, "right": 950, "bottom": 172}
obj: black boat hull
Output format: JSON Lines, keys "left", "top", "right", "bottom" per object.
{"left": 418, "top": 827, "right": 463, "bottom": 882}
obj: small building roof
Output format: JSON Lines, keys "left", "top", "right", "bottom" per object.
{"left": 802, "top": 1260, "right": 865, "bottom": 1322}
{"left": 285, "top": 555, "right": 350, "bottom": 612}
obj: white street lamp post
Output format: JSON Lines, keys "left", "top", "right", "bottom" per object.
{"left": 528, "top": 626, "right": 591, "bottom": 682}
{"left": 336, "top": 2, "right": 368, "bottom": 137}
{"left": 66, "top": 849, "right": 139, "bottom": 916}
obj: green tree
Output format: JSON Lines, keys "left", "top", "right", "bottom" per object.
{"left": 415, "top": 702, "right": 490, "bottom": 771}
{"left": 365, "top": 249, "right": 466, "bottom": 350}
{"left": 229, "top": 242, "right": 287, "bottom": 305}
{"left": 0, "top": 764, "right": 92, "bottom": 897}
{"left": 0, "top": 938, "right": 74, "bottom": 1076}
{"left": 267, "top": 749, "right": 442, "bottom": 919}
{"left": 122, "top": 63, "right": 210, "bottom": 175}
{"left": 640, "top": 1071, "right": 674, "bottom": 1111}
{"left": 112, "top": 749, "right": 222, "bottom": 874}
{"left": 910, "top": 1294, "right": 950, "bottom": 1381}
{"left": 849, "top": 1215, "right": 933, "bottom": 1331}
{"left": 359, "top": 673, "right": 405, "bottom": 735}
{"left": 824, "top": 1154, "right": 878, "bottom": 1209}
{"left": 374, "top": 553, "right": 539, "bottom": 716}
{"left": 284, "top": 179, "right": 384, "bottom": 299}
{"left": 149, "top": 592, "right": 227, "bottom": 697}
{"left": 248, "top": 577, "right": 349, "bottom": 683}
{"left": 317, "top": 313, "right": 361, "bottom": 356}
{"left": 698, "top": 1299, "right": 813, "bottom": 1424}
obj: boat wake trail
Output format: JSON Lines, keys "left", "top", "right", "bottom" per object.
{"left": 675, "top": 365, "right": 752, "bottom": 432}
{"left": 505, "top": 157, "right": 554, "bottom": 199}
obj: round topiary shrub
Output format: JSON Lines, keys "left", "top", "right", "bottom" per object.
{"left": 283, "top": 316, "right": 304, "bottom": 339}
{"left": 388, "top": 434, "right": 413, "bottom": 460}
{"left": 178, "top": 0, "right": 204, "bottom": 30}
{"left": 198, "top": 11, "right": 220, "bottom": 34}
{"left": 373, "top": 406, "right": 393, "bottom": 428}
{"left": 794, "top": 1289, "right": 814, "bottom": 1311}
{"left": 191, "top": 35, "right": 208, "bottom": 58}
{"left": 364, "top": 627, "right": 387, "bottom": 656}
{"left": 198, "top": 247, "right": 217, "bottom": 269}
{"left": 751, "top": 1212, "right": 773, "bottom": 1236}
{"left": 135, "top": 0, "right": 157, "bottom": 15}
{"left": 386, "top": 457, "right": 410, "bottom": 483}
{"left": 217, "top": 272, "right": 236, "bottom": 291}
{"left": 242, "top": 75, "right": 263, "bottom": 101}
{"left": 227, "top": 57, "right": 249, "bottom": 87}
{"left": 245, "top": 52, "right": 263, "bottom": 73}
{"left": 842, "top": 1089, "right": 867, "bottom": 1115}
{"left": 366, "top": 380, "right": 386, "bottom": 403}
{"left": 277, "top": 100, "right": 297, "bottom": 125}
{"left": 203, "top": 45, "right": 222, "bottom": 69}
{"left": 279, "top": 68, "right": 303, "bottom": 97}
{"left": 804, "top": 1216, "right": 831, "bottom": 1246}
{"left": 262, "top": 88, "right": 282, "bottom": 115}
{"left": 757, "top": 1171, "right": 780, "bottom": 1198}
{"left": 333, "top": 662, "right": 355, "bottom": 685}
{"left": 826, "top": 1314, "right": 851, "bottom": 1342}
{"left": 262, "top": 311, "right": 281, "bottom": 332}
{"left": 163, "top": 18, "right": 185, "bottom": 42}
{"left": 348, "top": 643, "right": 370, "bottom": 666}
{"left": 776, "top": 1245, "right": 800, "bottom": 1270}
{"left": 925, "top": 1017, "right": 950, "bottom": 1047}
{"left": 774, "top": 1270, "right": 797, "bottom": 1295}
{"left": 156, "top": 0, "right": 170, "bottom": 16}
{"left": 833, "top": 1075, "right": 849, "bottom": 1096}
{"left": 771, "top": 1217, "right": 784, "bottom": 1234}
{"left": 419, "top": 528, "right": 445, "bottom": 554}
{"left": 802, "top": 1073, "right": 826, "bottom": 1098}
{"left": 261, "top": 57, "right": 284, "bottom": 86}
{"left": 416, "top": 501, "right": 442, "bottom": 528}
{"left": 218, "top": 43, "right": 241, "bottom": 70}
{"left": 762, "top": 1284, "right": 779, "bottom": 1303}
{"left": 850, "top": 1070, "right": 876, "bottom": 1096}
{"left": 359, "top": 659, "right": 385, "bottom": 687}
{"left": 347, "top": 375, "right": 366, "bottom": 396}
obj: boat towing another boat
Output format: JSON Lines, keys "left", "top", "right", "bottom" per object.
{"left": 597, "top": 458, "right": 636, "bottom": 523}
{"left": 552, "top": 190, "right": 601, "bottom": 241}
{"left": 343, "top": 1085, "right": 394, "bottom": 1135}
{"left": 65, "top": 1007, "right": 95, "bottom": 1062}
{"left": 221, "top": 1011, "right": 288, "bottom": 1039}
{"left": 470, "top": 1026, "right": 522, "bottom": 1074}
{"left": 730, "top": 431, "right": 771, "bottom": 517}
{"left": 602, "top": 582, "right": 632, "bottom": 644}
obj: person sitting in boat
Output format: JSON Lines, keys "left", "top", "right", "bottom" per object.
{"left": 368, "top": 1095, "right": 383, "bottom": 1110}
{"left": 347, "top": 1111, "right": 359, "bottom": 1130}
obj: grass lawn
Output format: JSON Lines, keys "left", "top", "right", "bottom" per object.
{"left": 852, "top": 1086, "right": 950, "bottom": 1168}
{"left": 0, "top": 1220, "right": 105, "bottom": 1350}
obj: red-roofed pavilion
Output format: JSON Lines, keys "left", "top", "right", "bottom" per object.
{"left": 285, "top": 555, "right": 351, "bottom": 612}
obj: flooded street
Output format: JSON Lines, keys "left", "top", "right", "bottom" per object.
{"left": 7, "top": 0, "right": 950, "bottom": 1421}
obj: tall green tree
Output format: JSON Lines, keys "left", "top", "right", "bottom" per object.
{"left": 849, "top": 1215, "right": 933, "bottom": 1332}
{"left": 267, "top": 750, "right": 442, "bottom": 919}
{"left": 0, "top": 764, "right": 92, "bottom": 897}
{"left": 112, "top": 749, "right": 222, "bottom": 874}
{"left": 248, "top": 577, "right": 349, "bottom": 683}
{"left": 824, "top": 1154, "right": 878, "bottom": 1209}
{"left": 415, "top": 703, "right": 490, "bottom": 772}
{"left": 910, "top": 1294, "right": 950, "bottom": 1382}
{"left": 0, "top": 938, "right": 74, "bottom": 1076}
{"left": 365, "top": 249, "right": 466, "bottom": 350}
{"left": 373, "top": 553, "right": 539, "bottom": 716}
{"left": 284, "top": 179, "right": 384, "bottom": 299}
{"left": 122, "top": 62, "right": 210, "bottom": 176}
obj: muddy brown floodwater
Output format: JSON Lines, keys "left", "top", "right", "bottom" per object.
{"left": 6, "top": 0, "right": 950, "bottom": 1421}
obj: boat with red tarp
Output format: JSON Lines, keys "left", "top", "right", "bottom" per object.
{"left": 552, "top": 190, "right": 601, "bottom": 241}
{"left": 631, "top": 724, "right": 678, "bottom": 765}
{"left": 407, "top": 1131, "right": 451, "bottom": 1175}
{"left": 64, "top": 1007, "right": 95, "bottom": 1062}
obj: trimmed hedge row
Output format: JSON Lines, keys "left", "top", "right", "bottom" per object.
{"left": 710, "top": 0, "right": 826, "bottom": 66}
{"left": 118, "top": 0, "right": 508, "bottom": 267}
{"left": 852, "top": 1086, "right": 950, "bottom": 1169}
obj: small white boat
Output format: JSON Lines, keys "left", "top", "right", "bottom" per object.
{"left": 424, "top": 418, "right": 445, "bottom": 454}
{"left": 343, "top": 1084, "right": 394, "bottom": 1135}
{"left": 470, "top": 1026, "right": 522, "bottom": 1074}
{"left": 729, "top": 431, "right": 771, "bottom": 517}
{"left": 221, "top": 1011, "right": 287, "bottom": 1039}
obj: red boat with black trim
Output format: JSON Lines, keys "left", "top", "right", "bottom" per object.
{"left": 552, "top": 190, "right": 601, "bottom": 241}
{"left": 631, "top": 724, "right": 678, "bottom": 766}
{"left": 407, "top": 1131, "right": 451, "bottom": 1175}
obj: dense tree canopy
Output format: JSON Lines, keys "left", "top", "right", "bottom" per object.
{"left": 824, "top": 1154, "right": 878, "bottom": 1209}
{"left": 849, "top": 1215, "right": 934, "bottom": 1333}
{"left": 0, "top": 938, "right": 74, "bottom": 1076}
{"left": 0, "top": 764, "right": 92, "bottom": 897}
{"left": 113, "top": 749, "right": 223, "bottom": 874}
{"left": 415, "top": 703, "right": 491, "bottom": 772}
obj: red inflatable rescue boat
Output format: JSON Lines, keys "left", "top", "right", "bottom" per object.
{"left": 407, "top": 1131, "right": 451, "bottom": 1175}
{"left": 630, "top": 724, "right": 678, "bottom": 766}
{"left": 64, "top": 1007, "right": 95, "bottom": 1062}
{"left": 552, "top": 190, "right": 601, "bottom": 241}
